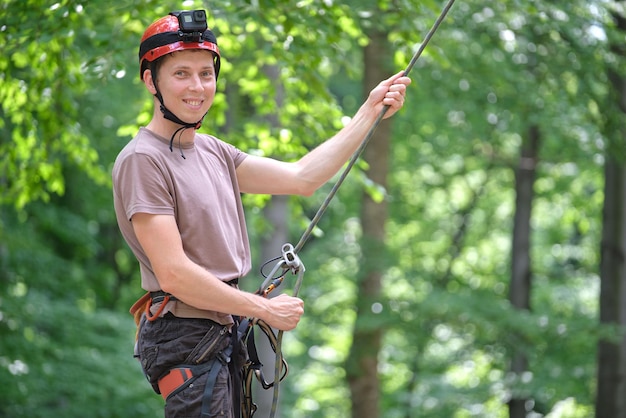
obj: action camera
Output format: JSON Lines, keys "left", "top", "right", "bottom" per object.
{"left": 171, "top": 10, "right": 208, "bottom": 40}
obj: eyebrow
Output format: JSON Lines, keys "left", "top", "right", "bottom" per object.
{"left": 172, "top": 64, "right": 214, "bottom": 71}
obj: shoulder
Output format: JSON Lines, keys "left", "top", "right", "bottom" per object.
{"left": 115, "top": 128, "right": 166, "bottom": 161}
{"left": 113, "top": 129, "right": 169, "bottom": 180}
{"left": 195, "top": 133, "right": 248, "bottom": 166}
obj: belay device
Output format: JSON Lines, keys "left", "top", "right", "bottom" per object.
{"left": 242, "top": 0, "right": 457, "bottom": 417}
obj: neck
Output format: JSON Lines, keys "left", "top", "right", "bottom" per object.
{"left": 147, "top": 117, "right": 197, "bottom": 145}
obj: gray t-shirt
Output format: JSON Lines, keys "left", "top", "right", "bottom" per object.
{"left": 112, "top": 128, "right": 250, "bottom": 322}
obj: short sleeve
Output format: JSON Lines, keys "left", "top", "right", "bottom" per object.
{"left": 115, "top": 152, "right": 175, "bottom": 221}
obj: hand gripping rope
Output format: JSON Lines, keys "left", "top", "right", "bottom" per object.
{"left": 244, "top": 1, "right": 456, "bottom": 416}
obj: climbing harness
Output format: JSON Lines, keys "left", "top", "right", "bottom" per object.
{"left": 246, "top": 1, "right": 458, "bottom": 417}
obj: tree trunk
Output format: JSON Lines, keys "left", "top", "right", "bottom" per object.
{"left": 596, "top": 11, "right": 626, "bottom": 418}
{"left": 346, "top": 29, "right": 393, "bottom": 418}
{"left": 508, "top": 125, "right": 539, "bottom": 418}
{"left": 596, "top": 159, "right": 626, "bottom": 418}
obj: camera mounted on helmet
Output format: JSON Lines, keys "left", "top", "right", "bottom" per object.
{"left": 171, "top": 10, "right": 207, "bottom": 42}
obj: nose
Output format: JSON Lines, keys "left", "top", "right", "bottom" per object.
{"left": 189, "top": 74, "right": 203, "bottom": 91}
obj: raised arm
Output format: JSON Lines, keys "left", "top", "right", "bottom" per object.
{"left": 236, "top": 71, "right": 411, "bottom": 196}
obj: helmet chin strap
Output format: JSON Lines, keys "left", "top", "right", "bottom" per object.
{"left": 154, "top": 88, "right": 207, "bottom": 159}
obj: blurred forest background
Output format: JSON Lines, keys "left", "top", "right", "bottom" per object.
{"left": 2, "top": 0, "right": 626, "bottom": 417}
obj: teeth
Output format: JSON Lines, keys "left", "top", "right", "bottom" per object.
{"left": 186, "top": 100, "right": 201, "bottom": 106}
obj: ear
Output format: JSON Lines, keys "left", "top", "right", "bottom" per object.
{"left": 143, "top": 69, "right": 158, "bottom": 95}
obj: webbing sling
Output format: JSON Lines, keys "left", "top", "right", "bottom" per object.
{"left": 240, "top": 317, "right": 289, "bottom": 418}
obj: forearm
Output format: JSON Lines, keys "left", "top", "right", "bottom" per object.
{"left": 293, "top": 104, "right": 380, "bottom": 194}
{"left": 293, "top": 72, "right": 409, "bottom": 194}
{"left": 132, "top": 212, "right": 303, "bottom": 330}
{"left": 235, "top": 72, "right": 409, "bottom": 196}
{"left": 157, "top": 259, "right": 270, "bottom": 320}
{"left": 157, "top": 260, "right": 303, "bottom": 330}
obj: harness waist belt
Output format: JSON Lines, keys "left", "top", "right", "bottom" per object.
{"left": 148, "top": 279, "right": 239, "bottom": 323}
{"left": 150, "top": 290, "right": 177, "bottom": 304}
{"left": 150, "top": 279, "right": 239, "bottom": 304}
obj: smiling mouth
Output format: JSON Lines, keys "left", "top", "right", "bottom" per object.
{"left": 184, "top": 99, "right": 203, "bottom": 106}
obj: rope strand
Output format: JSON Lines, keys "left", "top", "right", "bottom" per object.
{"left": 265, "top": 2, "right": 456, "bottom": 417}
{"left": 294, "top": 0, "right": 456, "bottom": 255}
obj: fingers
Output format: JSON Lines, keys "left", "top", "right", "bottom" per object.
{"left": 383, "top": 85, "right": 406, "bottom": 107}
{"left": 380, "top": 73, "right": 411, "bottom": 118}
{"left": 384, "top": 70, "right": 408, "bottom": 85}
{"left": 385, "top": 71, "right": 412, "bottom": 90}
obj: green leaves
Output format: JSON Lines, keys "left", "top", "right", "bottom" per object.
{"left": 0, "top": 290, "right": 162, "bottom": 418}
{"left": 0, "top": 0, "right": 624, "bottom": 416}
{"left": 1, "top": 1, "right": 109, "bottom": 209}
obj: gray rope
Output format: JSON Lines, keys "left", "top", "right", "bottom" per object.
{"left": 267, "top": 1, "right": 456, "bottom": 417}
{"left": 294, "top": 0, "right": 457, "bottom": 255}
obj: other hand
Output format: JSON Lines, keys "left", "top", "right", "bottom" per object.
{"left": 263, "top": 293, "right": 305, "bottom": 331}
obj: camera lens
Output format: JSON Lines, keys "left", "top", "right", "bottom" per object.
{"left": 194, "top": 10, "right": 205, "bottom": 21}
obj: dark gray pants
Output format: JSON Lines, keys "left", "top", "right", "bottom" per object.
{"left": 136, "top": 314, "right": 237, "bottom": 418}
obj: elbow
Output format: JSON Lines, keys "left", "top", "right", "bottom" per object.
{"left": 292, "top": 171, "right": 321, "bottom": 196}
{"left": 159, "top": 279, "right": 177, "bottom": 295}
{"left": 154, "top": 265, "right": 184, "bottom": 295}
{"left": 298, "top": 184, "right": 318, "bottom": 197}
{"left": 290, "top": 162, "right": 324, "bottom": 197}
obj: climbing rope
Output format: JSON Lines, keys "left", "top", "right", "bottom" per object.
{"left": 251, "top": 1, "right": 457, "bottom": 416}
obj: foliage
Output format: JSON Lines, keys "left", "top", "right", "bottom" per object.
{"left": 1, "top": 0, "right": 624, "bottom": 417}
{"left": 271, "top": 0, "right": 619, "bottom": 417}
{"left": 0, "top": 290, "right": 162, "bottom": 418}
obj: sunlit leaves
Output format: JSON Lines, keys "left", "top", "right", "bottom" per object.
{"left": 282, "top": 0, "right": 619, "bottom": 416}
{"left": 0, "top": 0, "right": 624, "bottom": 417}
{"left": 1, "top": 0, "right": 111, "bottom": 209}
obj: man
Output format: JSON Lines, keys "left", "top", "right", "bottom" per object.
{"left": 113, "top": 9, "right": 410, "bottom": 418}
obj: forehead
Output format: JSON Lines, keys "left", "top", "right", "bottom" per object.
{"left": 161, "top": 49, "right": 215, "bottom": 68}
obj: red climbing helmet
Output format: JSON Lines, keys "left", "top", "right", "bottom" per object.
{"left": 138, "top": 10, "right": 221, "bottom": 80}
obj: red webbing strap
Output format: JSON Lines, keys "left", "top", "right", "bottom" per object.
{"left": 158, "top": 367, "right": 194, "bottom": 400}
